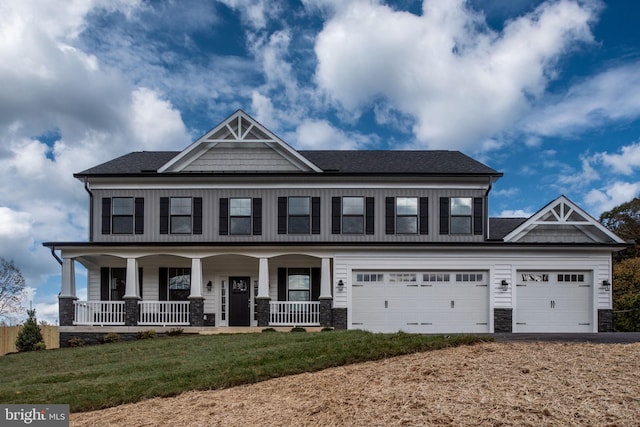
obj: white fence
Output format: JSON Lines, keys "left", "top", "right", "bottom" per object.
{"left": 138, "top": 301, "right": 190, "bottom": 326}
{"left": 269, "top": 301, "right": 320, "bottom": 326}
{"left": 74, "top": 301, "right": 126, "bottom": 325}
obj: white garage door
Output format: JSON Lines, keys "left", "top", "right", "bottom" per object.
{"left": 351, "top": 271, "right": 489, "bottom": 333}
{"left": 515, "top": 272, "right": 593, "bottom": 333}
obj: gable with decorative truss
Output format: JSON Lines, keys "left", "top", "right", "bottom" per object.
{"left": 159, "top": 110, "right": 322, "bottom": 173}
{"left": 503, "top": 195, "right": 626, "bottom": 244}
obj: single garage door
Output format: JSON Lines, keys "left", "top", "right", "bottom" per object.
{"left": 351, "top": 271, "right": 489, "bottom": 333}
{"left": 515, "top": 271, "right": 593, "bottom": 333}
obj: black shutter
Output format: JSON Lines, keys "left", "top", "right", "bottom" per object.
{"left": 138, "top": 268, "right": 143, "bottom": 299}
{"left": 193, "top": 197, "right": 203, "bottom": 234}
{"left": 100, "top": 267, "right": 110, "bottom": 300}
{"left": 277, "top": 268, "right": 287, "bottom": 301}
{"left": 277, "top": 197, "right": 287, "bottom": 234}
{"left": 219, "top": 198, "right": 229, "bottom": 236}
{"left": 160, "top": 197, "right": 169, "bottom": 234}
{"left": 419, "top": 197, "right": 429, "bottom": 235}
{"left": 312, "top": 197, "right": 321, "bottom": 234}
{"left": 385, "top": 197, "right": 395, "bottom": 234}
{"left": 365, "top": 197, "right": 375, "bottom": 235}
{"left": 252, "top": 198, "right": 262, "bottom": 235}
{"left": 159, "top": 267, "right": 168, "bottom": 301}
{"left": 473, "top": 197, "right": 483, "bottom": 236}
{"left": 311, "top": 268, "right": 321, "bottom": 301}
{"left": 331, "top": 197, "right": 341, "bottom": 234}
{"left": 440, "top": 197, "right": 450, "bottom": 235}
{"left": 101, "top": 198, "right": 111, "bottom": 235}
{"left": 134, "top": 198, "right": 144, "bottom": 234}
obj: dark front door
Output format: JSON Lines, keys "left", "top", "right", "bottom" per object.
{"left": 229, "top": 276, "right": 251, "bottom": 326}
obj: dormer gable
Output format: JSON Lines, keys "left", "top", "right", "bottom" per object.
{"left": 503, "top": 195, "right": 625, "bottom": 244}
{"left": 158, "top": 110, "right": 323, "bottom": 173}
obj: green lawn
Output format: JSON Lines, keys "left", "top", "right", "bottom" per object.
{"left": 0, "top": 330, "right": 489, "bottom": 412}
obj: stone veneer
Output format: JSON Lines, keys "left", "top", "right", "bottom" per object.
{"left": 58, "top": 297, "right": 77, "bottom": 327}
{"left": 319, "top": 298, "right": 333, "bottom": 327}
{"left": 189, "top": 298, "right": 205, "bottom": 326}
{"left": 332, "top": 308, "right": 347, "bottom": 330}
{"left": 256, "top": 298, "right": 271, "bottom": 327}
{"left": 493, "top": 308, "right": 513, "bottom": 333}
{"left": 598, "top": 309, "right": 613, "bottom": 332}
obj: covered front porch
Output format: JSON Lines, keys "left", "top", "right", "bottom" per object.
{"left": 55, "top": 250, "right": 335, "bottom": 329}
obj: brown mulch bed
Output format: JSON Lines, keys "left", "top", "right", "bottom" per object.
{"left": 71, "top": 342, "right": 640, "bottom": 426}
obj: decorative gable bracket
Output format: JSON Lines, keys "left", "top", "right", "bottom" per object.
{"left": 503, "top": 195, "right": 626, "bottom": 244}
{"left": 158, "top": 110, "right": 323, "bottom": 174}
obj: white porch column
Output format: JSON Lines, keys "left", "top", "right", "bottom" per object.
{"left": 124, "top": 258, "right": 140, "bottom": 299}
{"left": 60, "top": 257, "right": 76, "bottom": 298}
{"left": 189, "top": 258, "right": 203, "bottom": 298}
{"left": 258, "top": 257, "right": 269, "bottom": 298}
{"left": 320, "top": 257, "right": 332, "bottom": 298}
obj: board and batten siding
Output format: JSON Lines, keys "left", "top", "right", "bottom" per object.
{"left": 91, "top": 187, "right": 487, "bottom": 244}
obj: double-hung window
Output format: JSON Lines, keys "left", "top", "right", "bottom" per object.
{"left": 160, "top": 197, "right": 203, "bottom": 235}
{"left": 450, "top": 197, "right": 472, "bottom": 234}
{"left": 219, "top": 198, "right": 262, "bottom": 235}
{"left": 101, "top": 197, "right": 144, "bottom": 235}
{"left": 332, "top": 196, "right": 375, "bottom": 235}
{"left": 112, "top": 197, "right": 134, "bottom": 234}
{"left": 158, "top": 267, "right": 191, "bottom": 301}
{"left": 439, "top": 197, "right": 483, "bottom": 235}
{"left": 230, "top": 198, "right": 252, "bottom": 235}
{"left": 287, "top": 268, "right": 311, "bottom": 301}
{"left": 278, "top": 196, "right": 320, "bottom": 234}
{"left": 170, "top": 197, "right": 192, "bottom": 234}
{"left": 396, "top": 197, "right": 418, "bottom": 234}
{"left": 385, "top": 197, "right": 428, "bottom": 235}
{"left": 288, "top": 197, "right": 310, "bottom": 233}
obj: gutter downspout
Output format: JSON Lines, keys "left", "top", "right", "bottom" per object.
{"left": 485, "top": 177, "right": 493, "bottom": 241}
{"left": 50, "top": 246, "right": 63, "bottom": 266}
{"left": 84, "top": 180, "right": 93, "bottom": 242}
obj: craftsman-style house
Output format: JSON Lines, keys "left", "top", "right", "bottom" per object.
{"left": 44, "top": 110, "right": 625, "bottom": 343}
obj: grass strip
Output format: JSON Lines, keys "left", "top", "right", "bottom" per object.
{"left": 0, "top": 330, "right": 489, "bottom": 412}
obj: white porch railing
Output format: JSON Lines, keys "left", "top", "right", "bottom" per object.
{"left": 74, "top": 301, "right": 126, "bottom": 325}
{"left": 138, "top": 301, "right": 190, "bottom": 326}
{"left": 269, "top": 301, "right": 320, "bottom": 326}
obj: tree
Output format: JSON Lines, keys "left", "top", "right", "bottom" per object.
{"left": 612, "top": 257, "right": 640, "bottom": 331}
{"left": 0, "top": 258, "right": 26, "bottom": 322}
{"left": 599, "top": 197, "right": 640, "bottom": 260}
{"left": 15, "top": 308, "right": 46, "bottom": 351}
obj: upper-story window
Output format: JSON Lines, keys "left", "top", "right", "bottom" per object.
{"left": 160, "top": 197, "right": 202, "bottom": 235}
{"left": 278, "top": 196, "right": 320, "bottom": 235}
{"left": 450, "top": 197, "right": 472, "bottom": 234}
{"left": 170, "top": 197, "right": 192, "bottom": 234}
{"left": 439, "top": 197, "right": 483, "bottom": 236}
{"left": 219, "top": 198, "right": 262, "bottom": 236}
{"left": 101, "top": 197, "right": 144, "bottom": 235}
{"left": 385, "top": 197, "right": 428, "bottom": 235}
{"left": 332, "top": 197, "right": 375, "bottom": 235}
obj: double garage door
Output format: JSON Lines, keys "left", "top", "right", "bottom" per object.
{"left": 352, "top": 271, "right": 490, "bottom": 333}
{"left": 515, "top": 271, "right": 593, "bottom": 333}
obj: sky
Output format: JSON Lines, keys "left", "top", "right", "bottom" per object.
{"left": 1, "top": 0, "right": 640, "bottom": 324}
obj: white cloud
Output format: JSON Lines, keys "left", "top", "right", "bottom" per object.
{"left": 526, "top": 62, "right": 640, "bottom": 137}
{"left": 0, "top": 207, "right": 31, "bottom": 240}
{"left": 219, "top": 0, "right": 277, "bottom": 30}
{"left": 597, "top": 142, "right": 640, "bottom": 175}
{"left": 291, "top": 119, "right": 369, "bottom": 150}
{"left": 584, "top": 181, "right": 640, "bottom": 215}
{"left": 498, "top": 209, "right": 532, "bottom": 218}
{"left": 314, "top": 0, "right": 598, "bottom": 149}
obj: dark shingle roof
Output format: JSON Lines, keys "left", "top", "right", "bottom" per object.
{"left": 299, "top": 150, "right": 500, "bottom": 175}
{"left": 489, "top": 217, "right": 527, "bottom": 240}
{"left": 75, "top": 150, "right": 502, "bottom": 177}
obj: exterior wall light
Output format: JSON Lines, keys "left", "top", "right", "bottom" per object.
{"left": 500, "top": 280, "right": 509, "bottom": 291}
{"left": 337, "top": 280, "right": 344, "bottom": 288}
{"left": 206, "top": 280, "right": 213, "bottom": 292}
{"left": 602, "top": 280, "right": 611, "bottom": 291}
